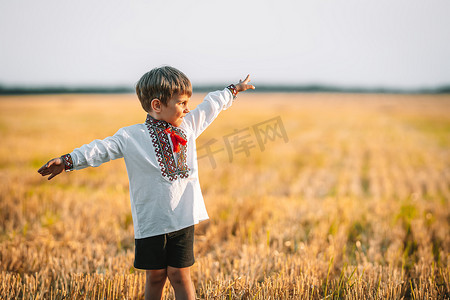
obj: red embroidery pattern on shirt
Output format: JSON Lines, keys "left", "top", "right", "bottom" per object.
{"left": 61, "top": 153, "right": 73, "bottom": 171}
{"left": 145, "top": 115, "right": 189, "bottom": 181}
{"left": 226, "top": 84, "right": 238, "bottom": 99}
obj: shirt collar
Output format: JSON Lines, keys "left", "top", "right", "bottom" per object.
{"left": 145, "top": 114, "right": 171, "bottom": 129}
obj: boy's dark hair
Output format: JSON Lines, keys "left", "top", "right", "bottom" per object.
{"left": 136, "top": 66, "right": 192, "bottom": 112}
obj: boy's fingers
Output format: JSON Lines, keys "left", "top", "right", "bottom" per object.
{"left": 243, "top": 74, "right": 251, "bottom": 83}
{"left": 37, "top": 158, "right": 63, "bottom": 179}
{"left": 38, "top": 168, "right": 49, "bottom": 175}
{"left": 38, "top": 162, "right": 51, "bottom": 171}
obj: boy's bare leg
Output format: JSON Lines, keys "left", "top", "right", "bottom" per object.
{"left": 167, "top": 266, "right": 195, "bottom": 300}
{"left": 145, "top": 269, "right": 167, "bottom": 300}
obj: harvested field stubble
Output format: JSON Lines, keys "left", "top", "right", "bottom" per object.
{"left": 0, "top": 93, "right": 449, "bottom": 299}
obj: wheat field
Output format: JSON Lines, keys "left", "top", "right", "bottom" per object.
{"left": 0, "top": 92, "right": 449, "bottom": 299}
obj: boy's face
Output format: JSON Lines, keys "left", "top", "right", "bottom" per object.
{"left": 158, "top": 94, "right": 190, "bottom": 127}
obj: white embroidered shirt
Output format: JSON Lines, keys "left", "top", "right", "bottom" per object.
{"left": 68, "top": 89, "right": 234, "bottom": 239}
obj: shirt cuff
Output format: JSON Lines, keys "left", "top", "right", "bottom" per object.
{"left": 226, "top": 84, "right": 238, "bottom": 99}
{"left": 61, "top": 153, "right": 74, "bottom": 172}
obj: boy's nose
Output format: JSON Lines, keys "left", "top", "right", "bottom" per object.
{"left": 184, "top": 107, "right": 190, "bottom": 113}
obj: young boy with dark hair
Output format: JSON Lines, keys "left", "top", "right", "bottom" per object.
{"left": 38, "top": 66, "right": 255, "bottom": 300}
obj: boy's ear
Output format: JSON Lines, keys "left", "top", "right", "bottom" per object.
{"left": 150, "top": 98, "right": 161, "bottom": 112}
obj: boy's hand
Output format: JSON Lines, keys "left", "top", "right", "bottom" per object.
{"left": 37, "top": 157, "right": 65, "bottom": 180}
{"left": 235, "top": 75, "right": 255, "bottom": 93}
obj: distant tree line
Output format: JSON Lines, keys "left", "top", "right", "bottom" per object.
{"left": 1, "top": 84, "right": 449, "bottom": 95}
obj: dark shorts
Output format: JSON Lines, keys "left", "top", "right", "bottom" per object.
{"left": 134, "top": 225, "right": 195, "bottom": 270}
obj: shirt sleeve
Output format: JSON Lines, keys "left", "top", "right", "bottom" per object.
{"left": 182, "top": 88, "right": 234, "bottom": 139}
{"left": 69, "top": 128, "right": 128, "bottom": 170}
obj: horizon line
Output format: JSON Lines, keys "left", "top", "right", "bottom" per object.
{"left": 1, "top": 83, "right": 449, "bottom": 95}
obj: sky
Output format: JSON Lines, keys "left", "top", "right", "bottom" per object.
{"left": 1, "top": 0, "right": 450, "bottom": 89}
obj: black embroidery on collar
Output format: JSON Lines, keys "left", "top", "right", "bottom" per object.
{"left": 145, "top": 115, "right": 190, "bottom": 181}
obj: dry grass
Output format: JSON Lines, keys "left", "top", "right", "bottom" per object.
{"left": 0, "top": 93, "right": 449, "bottom": 299}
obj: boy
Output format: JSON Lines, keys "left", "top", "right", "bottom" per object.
{"left": 38, "top": 66, "right": 255, "bottom": 300}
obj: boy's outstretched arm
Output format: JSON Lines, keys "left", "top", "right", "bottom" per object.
{"left": 37, "top": 157, "right": 65, "bottom": 180}
{"left": 235, "top": 75, "right": 255, "bottom": 93}
{"left": 181, "top": 74, "right": 255, "bottom": 138}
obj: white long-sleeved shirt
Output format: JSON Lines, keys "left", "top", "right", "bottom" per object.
{"left": 68, "top": 89, "right": 234, "bottom": 239}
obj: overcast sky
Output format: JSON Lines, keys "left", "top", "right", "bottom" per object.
{"left": 1, "top": 0, "right": 449, "bottom": 89}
